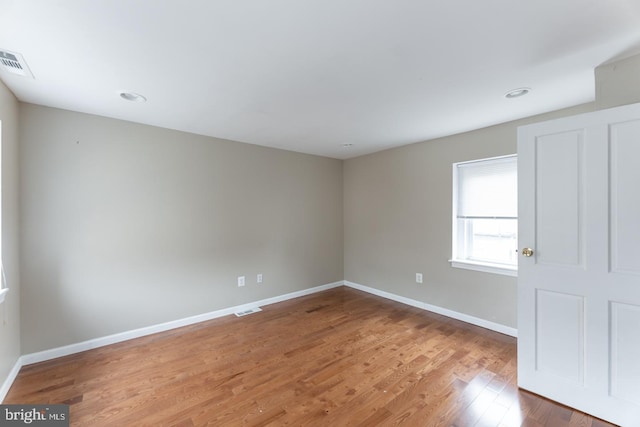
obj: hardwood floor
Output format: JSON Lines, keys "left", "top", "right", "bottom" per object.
{"left": 5, "top": 287, "right": 616, "bottom": 426}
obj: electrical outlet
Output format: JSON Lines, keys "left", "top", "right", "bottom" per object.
{"left": 257, "top": 273, "right": 263, "bottom": 284}
{"left": 238, "top": 276, "right": 245, "bottom": 287}
{"left": 416, "top": 273, "right": 423, "bottom": 284}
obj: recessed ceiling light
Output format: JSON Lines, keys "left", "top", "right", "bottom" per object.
{"left": 119, "top": 91, "right": 147, "bottom": 102}
{"left": 341, "top": 143, "right": 354, "bottom": 148}
{"left": 505, "top": 87, "right": 531, "bottom": 99}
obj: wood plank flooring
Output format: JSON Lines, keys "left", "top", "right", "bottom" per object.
{"left": 4, "top": 287, "right": 616, "bottom": 426}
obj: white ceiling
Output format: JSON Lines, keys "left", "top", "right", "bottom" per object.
{"left": 1, "top": 1, "right": 640, "bottom": 159}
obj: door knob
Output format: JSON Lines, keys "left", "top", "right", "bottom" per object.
{"left": 522, "top": 248, "right": 534, "bottom": 257}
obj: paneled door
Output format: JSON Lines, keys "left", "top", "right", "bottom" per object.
{"left": 517, "top": 102, "right": 640, "bottom": 426}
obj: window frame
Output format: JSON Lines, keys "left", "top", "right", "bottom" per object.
{"left": 450, "top": 154, "right": 518, "bottom": 277}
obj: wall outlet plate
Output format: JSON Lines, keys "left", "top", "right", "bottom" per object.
{"left": 416, "top": 273, "right": 423, "bottom": 284}
{"left": 238, "top": 276, "right": 245, "bottom": 287}
{"left": 257, "top": 273, "right": 263, "bottom": 283}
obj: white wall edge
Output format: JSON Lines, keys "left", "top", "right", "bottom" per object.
{"left": 0, "top": 357, "right": 23, "bottom": 403}
{"left": 0, "top": 288, "right": 9, "bottom": 304}
{"left": 20, "top": 281, "right": 344, "bottom": 367}
{"left": 344, "top": 281, "right": 518, "bottom": 337}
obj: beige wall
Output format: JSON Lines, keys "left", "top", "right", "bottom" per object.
{"left": 19, "top": 104, "right": 343, "bottom": 353}
{"left": 596, "top": 53, "right": 640, "bottom": 110}
{"left": 343, "top": 103, "right": 597, "bottom": 329}
{"left": 0, "top": 81, "right": 21, "bottom": 387}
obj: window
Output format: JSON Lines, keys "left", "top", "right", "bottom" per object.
{"left": 451, "top": 155, "right": 517, "bottom": 276}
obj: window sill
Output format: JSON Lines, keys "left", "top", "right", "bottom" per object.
{"left": 0, "top": 288, "right": 8, "bottom": 304}
{"left": 450, "top": 260, "right": 517, "bottom": 277}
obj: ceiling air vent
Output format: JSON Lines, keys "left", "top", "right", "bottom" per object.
{"left": 0, "top": 49, "right": 34, "bottom": 78}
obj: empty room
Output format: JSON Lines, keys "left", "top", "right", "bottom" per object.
{"left": 1, "top": 1, "right": 640, "bottom": 426}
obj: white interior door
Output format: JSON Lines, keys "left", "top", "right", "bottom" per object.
{"left": 518, "top": 102, "right": 640, "bottom": 426}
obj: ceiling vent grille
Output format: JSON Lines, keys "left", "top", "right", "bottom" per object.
{"left": 0, "top": 49, "right": 34, "bottom": 78}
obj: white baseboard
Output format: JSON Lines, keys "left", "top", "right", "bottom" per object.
{"left": 0, "top": 357, "right": 23, "bottom": 403}
{"left": 3, "top": 278, "right": 516, "bottom": 402}
{"left": 20, "top": 281, "right": 344, "bottom": 367}
{"left": 344, "top": 281, "right": 517, "bottom": 337}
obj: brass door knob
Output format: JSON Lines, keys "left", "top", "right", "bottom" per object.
{"left": 522, "top": 248, "right": 534, "bottom": 257}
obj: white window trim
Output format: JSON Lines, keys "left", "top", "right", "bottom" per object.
{"left": 450, "top": 259, "right": 517, "bottom": 277}
{"left": 0, "top": 261, "right": 7, "bottom": 303}
{"left": 451, "top": 154, "right": 518, "bottom": 277}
